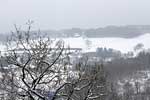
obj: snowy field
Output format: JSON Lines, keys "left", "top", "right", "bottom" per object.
{"left": 0, "top": 33, "right": 150, "bottom": 53}
{"left": 59, "top": 33, "right": 150, "bottom": 53}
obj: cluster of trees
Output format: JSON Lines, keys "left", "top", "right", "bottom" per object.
{"left": 96, "top": 47, "right": 121, "bottom": 59}
{"left": 105, "top": 50, "right": 150, "bottom": 80}
{"left": 1, "top": 25, "right": 150, "bottom": 41}
{"left": 107, "top": 77, "right": 150, "bottom": 100}
{"left": 45, "top": 25, "right": 150, "bottom": 38}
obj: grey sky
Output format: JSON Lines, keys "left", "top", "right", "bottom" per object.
{"left": 0, "top": 0, "right": 150, "bottom": 32}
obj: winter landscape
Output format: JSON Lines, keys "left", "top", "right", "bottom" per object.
{"left": 1, "top": 0, "right": 150, "bottom": 100}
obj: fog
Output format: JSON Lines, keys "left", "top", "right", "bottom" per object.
{"left": 0, "top": 0, "right": 150, "bottom": 32}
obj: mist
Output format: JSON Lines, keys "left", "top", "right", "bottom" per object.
{"left": 0, "top": 0, "right": 150, "bottom": 32}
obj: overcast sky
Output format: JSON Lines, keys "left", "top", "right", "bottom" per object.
{"left": 0, "top": 0, "right": 150, "bottom": 32}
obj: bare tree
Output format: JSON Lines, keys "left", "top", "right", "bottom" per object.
{"left": 0, "top": 22, "right": 108, "bottom": 100}
{"left": 0, "top": 22, "right": 70, "bottom": 99}
{"left": 54, "top": 60, "right": 108, "bottom": 100}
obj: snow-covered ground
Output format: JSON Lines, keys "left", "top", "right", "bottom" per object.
{"left": 0, "top": 33, "right": 150, "bottom": 53}
{"left": 58, "top": 33, "right": 150, "bottom": 53}
{"left": 117, "top": 70, "right": 150, "bottom": 94}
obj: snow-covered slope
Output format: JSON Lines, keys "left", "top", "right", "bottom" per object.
{"left": 0, "top": 33, "right": 150, "bottom": 53}
{"left": 60, "top": 33, "right": 150, "bottom": 53}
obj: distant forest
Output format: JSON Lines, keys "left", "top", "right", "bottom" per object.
{"left": 42, "top": 25, "right": 150, "bottom": 38}
{"left": 1, "top": 25, "right": 150, "bottom": 42}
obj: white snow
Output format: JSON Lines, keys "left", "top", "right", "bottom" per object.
{"left": 0, "top": 33, "right": 150, "bottom": 54}
{"left": 58, "top": 33, "right": 150, "bottom": 53}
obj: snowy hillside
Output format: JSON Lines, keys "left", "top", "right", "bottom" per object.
{"left": 0, "top": 33, "right": 150, "bottom": 54}
{"left": 59, "top": 33, "right": 150, "bottom": 53}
